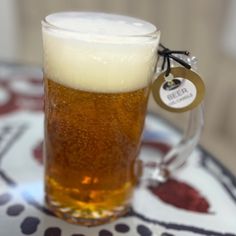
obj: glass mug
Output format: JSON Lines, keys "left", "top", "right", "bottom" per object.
{"left": 42, "top": 12, "right": 203, "bottom": 226}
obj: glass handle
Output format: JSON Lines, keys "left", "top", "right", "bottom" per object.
{"left": 142, "top": 54, "right": 204, "bottom": 184}
{"left": 151, "top": 104, "right": 204, "bottom": 182}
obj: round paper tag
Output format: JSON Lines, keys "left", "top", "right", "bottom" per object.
{"left": 152, "top": 67, "right": 205, "bottom": 113}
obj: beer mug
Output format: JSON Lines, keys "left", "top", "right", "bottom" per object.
{"left": 42, "top": 12, "right": 203, "bottom": 226}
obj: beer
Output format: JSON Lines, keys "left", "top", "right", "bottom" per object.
{"left": 44, "top": 78, "right": 149, "bottom": 222}
{"left": 42, "top": 12, "right": 160, "bottom": 225}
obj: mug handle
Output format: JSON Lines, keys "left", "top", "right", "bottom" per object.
{"left": 145, "top": 55, "right": 204, "bottom": 183}
{"left": 151, "top": 105, "right": 204, "bottom": 182}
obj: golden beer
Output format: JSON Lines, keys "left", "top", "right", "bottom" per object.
{"left": 44, "top": 78, "right": 149, "bottom": 222}
{"left": 42, "top": 12, "right": 160, "bottom": 225}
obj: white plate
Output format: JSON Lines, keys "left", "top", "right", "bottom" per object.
{"left": 0, "top": 65, "right": 236, "bottom": 236}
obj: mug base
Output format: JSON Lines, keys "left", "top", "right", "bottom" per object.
{"left": 45, "top": 196, "right": 130, "bottom": 226}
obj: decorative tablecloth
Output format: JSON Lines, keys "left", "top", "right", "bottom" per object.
{"left": 0, "top": 63, "right": 236, "bottom": 236}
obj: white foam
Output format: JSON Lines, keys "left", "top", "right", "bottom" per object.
{"left": 42, "top": 12, "right": 160, "bottom": 93}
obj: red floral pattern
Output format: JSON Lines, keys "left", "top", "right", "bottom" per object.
{"left": 149, "top": 178, "right": 210, "bottom": 213}
{"left": 0, "top": 77, "right": 43, "bottom": 115}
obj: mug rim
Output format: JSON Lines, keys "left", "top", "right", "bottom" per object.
{"left": 42, "top": 11, "right": 160, "bottom": 41}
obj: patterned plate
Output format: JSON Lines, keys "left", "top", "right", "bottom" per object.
{"left": 0, "top": 64, "right": 236, "bottom": 236}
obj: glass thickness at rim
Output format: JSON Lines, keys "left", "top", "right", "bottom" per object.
{"left": 41, "top": 11, "right": 160, "bottom": 41}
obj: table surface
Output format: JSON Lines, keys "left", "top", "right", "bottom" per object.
{"left": 0, "top": 63, "right": 236, "bottom": 236}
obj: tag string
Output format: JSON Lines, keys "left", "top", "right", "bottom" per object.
{"left": 158, "top": 44, "right": 191, "bottom": 77}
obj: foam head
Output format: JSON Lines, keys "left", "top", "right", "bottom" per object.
{"left": 42, "top": 12, "right": 160, "bottom": 93}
